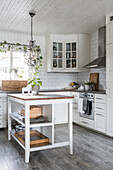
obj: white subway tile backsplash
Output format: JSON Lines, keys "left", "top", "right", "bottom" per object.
{"left": 39, "top": 71, "right": 77, "bottom": 89}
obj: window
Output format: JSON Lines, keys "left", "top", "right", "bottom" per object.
{"left": 12, "top": 51, "right": 28, "bottom": 80}
{"left": 0, "top": 52, "right": 10, "bottom": 80}
{"left": 0, "top": 51, "right": 28, "bottom": 80}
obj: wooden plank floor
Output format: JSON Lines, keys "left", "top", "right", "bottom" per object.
{"left": 0, "top": 124, "right": 113, "bottom": 170}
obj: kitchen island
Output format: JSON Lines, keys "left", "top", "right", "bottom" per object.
{"left": 8, "top": 93, "right": 74, "bottom": 163}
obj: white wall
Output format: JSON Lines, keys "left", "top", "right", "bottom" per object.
{"left": 38, "top": 71, "right": 77, "bottom": 89}
{"left": 0, "top": 30, "right": 106, "bottom": 90}
{"left": 0, "top": 31, "right": 78, "bottom": 89}
{"left": 77, "top": 31, "right": 106, "bottom": 90}
{"left": 0, "top": 31, "right": 46, "bottom": 71}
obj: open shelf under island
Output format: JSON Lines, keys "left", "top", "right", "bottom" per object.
{"left": 8, "top": 93, "right": 74, "bottom": 163}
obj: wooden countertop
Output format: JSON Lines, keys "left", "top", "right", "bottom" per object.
{"left": 8, "top": 93, "right": 74, "bottom": 101}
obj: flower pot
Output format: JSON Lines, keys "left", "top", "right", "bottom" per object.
{"left": 85, "top": 85, "right": 89, "bottom": 91}
{"left": 32, "top": 85, "right": 40, "bottom": 95}
{"left": 90, "top": 84, "right": 95, "bottom": 91}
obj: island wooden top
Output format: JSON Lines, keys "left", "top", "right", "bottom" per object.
{"left": 8, "top": 93, "right": 74, "bottom": 101}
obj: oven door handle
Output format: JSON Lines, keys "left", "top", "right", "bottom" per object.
{"left": 87, "top": 99, "right": 94, "bottom": 102}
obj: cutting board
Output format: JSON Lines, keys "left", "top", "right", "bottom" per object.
{"left": 2, "top": 80, "right": 27, "bottom": 91}
{"left": 89, "top": 73, "right": 99, "bottom": 91}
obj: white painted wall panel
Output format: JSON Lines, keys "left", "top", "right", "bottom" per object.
{"left": 0, "top": 31, "right": 46, "bottom": 71}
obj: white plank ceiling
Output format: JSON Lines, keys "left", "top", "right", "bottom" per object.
{"left": 0, "top": 0, "right": 113, "bottom": 34}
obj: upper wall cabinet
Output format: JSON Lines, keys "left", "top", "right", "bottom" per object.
{"left": 106, "top": 15, "right": 113, "bottom": 45}
{"left": 46, "top": 34, "right": 89, "bottom": 72}
{"left": 53, "top": 42, "right": 64, "bottom": 69}
{"left": 65, "top": 41, "right": 78, "bottom": 70}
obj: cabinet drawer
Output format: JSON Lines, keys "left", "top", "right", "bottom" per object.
{"left": 95, "top": 113, "right": 106, "bottom": 133}
{"left": 0, "top": 113, "right": 4, "bottom": 119}
{"left": 0, "top": 102, "right": 7, "bottom": 109}
{"left": 0, "top": 119, "right": 7, "bottom": 128}
{"left": 95, "top": 94, "right": 106, "bottom": 104}
{"left": 0, "top": 102, "right": 7, "bottom": 112}
{"left": 73, "top": 103, "right": 78, "bottom": 110}
{"left": 0, "top": 111, "right": 7, "bottom": 118}
{"left": 95, "top": 103, "right": 106, "bottom": 113}
{"left": 0, "top": 94, "right": 7, "bottom": 101}
{"left": 80, "top": 118, "right": 95, "bottom": 129}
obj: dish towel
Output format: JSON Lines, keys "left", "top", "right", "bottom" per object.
{"left": 85, "top": 100, "right": 92, "bottom": 115}
{"left": 83, "top": 98, "right": 88, "bottom": 112}
{"left": 78, "top": 98, "right": 85, "bottom": 113}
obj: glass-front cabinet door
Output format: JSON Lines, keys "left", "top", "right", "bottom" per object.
{"left": 65, "top": 42, "right": 78, "bottom": 69}
{"left": 52, "top": 42, "right": 63, "bottom": 69}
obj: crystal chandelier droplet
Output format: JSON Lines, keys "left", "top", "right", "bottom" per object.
{"left": 25, "top": 11, "right": 41, "bottom": 67}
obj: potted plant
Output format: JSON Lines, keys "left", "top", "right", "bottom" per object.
{"left": 84, "top": 82, "right": 90, "bottom": 91}
{"left": 89, "top": 82, "right": 95, "bottom": 91}
{"left": 28, "top": 65, "right": 42, "bottom": 94}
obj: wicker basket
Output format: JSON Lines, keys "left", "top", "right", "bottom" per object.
{"left": 20, "top": 106, "right": 42, "bottom": 119}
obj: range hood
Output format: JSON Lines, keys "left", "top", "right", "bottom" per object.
{"left": 83, "top": 26, "right": 106, "bottom": 68}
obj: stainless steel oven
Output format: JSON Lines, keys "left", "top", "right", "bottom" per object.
{"left": 79, "top": 93, "right": 94, "bottom": 120}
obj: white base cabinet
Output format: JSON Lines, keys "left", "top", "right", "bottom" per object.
{"left": 54, "top": 103, "right": 68, "bottom": 124}
{"left": 95, "top": 94, "right": 107, "bottom": 133}
{"left": 107, "top": 98, "right": 113, "bottom": 136}
{"left": 79, "top": 117, "right": 95, "bottom": 129}
{"left": 39, "top": 91, "right": 108, "bottom": 135}
{"left": 39, "top": 92, "right": 70, "bottom": 124}
{"left": 70, "top": 92, "right": 80, "bottom": 124}
{"left": 95, "top": 113, "right": 106, "bottom": 133}
{"left": 0, "top": 93, "right": 7, "bottom": 128}
{"left": 106, "top": 15, "right": 113, "bottom": 137}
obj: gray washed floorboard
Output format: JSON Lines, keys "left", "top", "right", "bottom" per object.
{"left": 0, "top": 125, "right": 113, "bottom": 170}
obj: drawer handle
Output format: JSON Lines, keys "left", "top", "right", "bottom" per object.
{"left": 82, "top": 121, "right": 88, "bottom": 124}
{"left": 96, "top": 97, "right": 103, "bottom": 100}
{"left": 73, "top": 107, "right": 78, "bottom": 109}
{"left": 96, "top": 107, "right": 103, "bottom": 110}
{"left": 96, "top": 113, "right": 104, "bottom": 117}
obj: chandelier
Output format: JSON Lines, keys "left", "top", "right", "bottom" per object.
{"left": 25, "top": 11, "right": 41, "bottom": 66}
